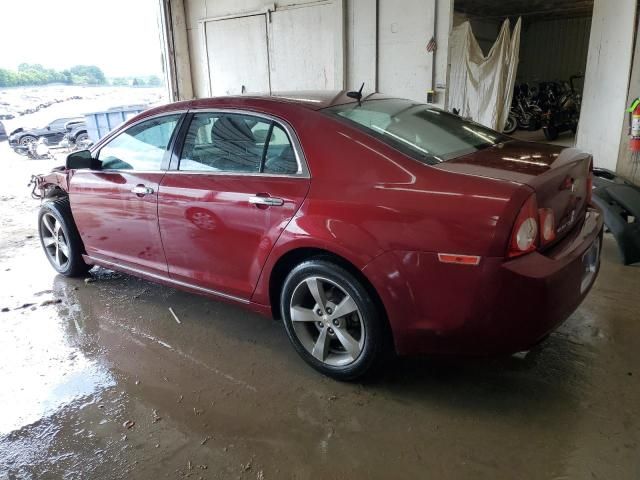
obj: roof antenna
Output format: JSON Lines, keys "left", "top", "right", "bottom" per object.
{"left": 347, "top": 82, "right": 365, "bottom": 106}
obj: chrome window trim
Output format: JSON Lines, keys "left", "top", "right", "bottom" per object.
{"left": 175, "top": 108, "right": 310, "bottom": 178}
{"left": 92, "top": 110, "right": 188, "bottom": 172}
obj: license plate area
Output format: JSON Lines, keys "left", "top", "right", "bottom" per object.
{"left": 580, "top": 237, "right": 601, "bottom": 294}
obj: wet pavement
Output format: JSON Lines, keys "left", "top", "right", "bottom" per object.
{"left": 0, "top": 145, "right": 639, "bottom": 479}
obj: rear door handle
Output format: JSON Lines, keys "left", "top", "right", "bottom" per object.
{"left": 131, "top": 185, "right": 154, "bottom": 196}
{"left": 249, "top": 196, "right": 284, "bottom": 207}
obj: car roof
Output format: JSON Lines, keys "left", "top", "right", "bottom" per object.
{"left": 124, "top": 91, "right": 402, "bottom": 132}
{"left": 189, "top": 91, "right": 398, "bottom": 111}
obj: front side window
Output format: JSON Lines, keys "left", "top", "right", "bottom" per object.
{"left": 179, "top": 112, "right": 298, "bottom": 175}
{"left": 98, "top": 114, "right": 181, "bottom": 171}
{"left": 325, "top": 99, "right": 507, "bottom": 163}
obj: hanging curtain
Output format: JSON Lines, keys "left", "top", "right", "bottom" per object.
{"left": 448, "top": 18, "right": 522, "bottom": 131}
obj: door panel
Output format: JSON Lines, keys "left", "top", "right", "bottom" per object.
{"left": 205, "top": 15, "right": 270, "bottom": 96}
{"left": 70, "top": 172, "right": 168, "bottom": 274}
{"left": 69, "top": 113, "right": 182, "bottom": 274}
{"left": 158, "top": 175, "right": 309, "bottom": 299}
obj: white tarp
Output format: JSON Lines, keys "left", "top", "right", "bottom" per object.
{"left": 448, "top": 18, "right": 522, "bottom": 131}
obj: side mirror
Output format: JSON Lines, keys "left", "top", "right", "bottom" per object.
{"left": 46, "top": 126, "right": 51, "bottom": 130}
{"left": 66, "top": 150, "right": 101, "bottom": 170}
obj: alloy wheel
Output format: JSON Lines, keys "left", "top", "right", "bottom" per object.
{"left": 289, "top": 276, "right": 365, "bottom": 367}
{"left": 41, "top": 212, "right": 70, "bottom": 269}
{"left": 20, "top": 136, "right": 36, "bottom": 147}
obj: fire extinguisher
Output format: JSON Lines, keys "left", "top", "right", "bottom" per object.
{"left": 628, "top": 98, "right": 640, "bottom": 152}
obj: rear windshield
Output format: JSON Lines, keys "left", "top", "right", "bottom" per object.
{"left": 325, "top": 99, "right": 507, "bottom": 164}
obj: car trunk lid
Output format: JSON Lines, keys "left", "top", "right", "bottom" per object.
{"left": 434, "top": 140, "right": 592, "bottom": 245}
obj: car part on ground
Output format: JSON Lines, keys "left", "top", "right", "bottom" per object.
{"left": 31, "top": 91, "right": 604, "bottom": 380}
{"left": 14, "top": 137, "right": 54, "bottom": 159}
{"left": 592, "top": 169, "right": 640, "bottom": 265}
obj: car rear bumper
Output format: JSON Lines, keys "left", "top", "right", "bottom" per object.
{"left": 362, "top": 208, "right": 604, "bottom": 356}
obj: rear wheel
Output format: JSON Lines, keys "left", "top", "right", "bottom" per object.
{"left": 38, "top": 198, "right": 90, "bottom": 277}
{"left": 281, "top": 259, "right": 385, "bottom": 381}
{"left": 74, "top": 132, "right": 89, "bottom": 145}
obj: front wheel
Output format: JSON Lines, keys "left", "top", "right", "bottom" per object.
{"left": 38, "top": 199, "right": 90, "bottom": 277}
{"left": 281, "top": 259, "right": 386, "bottom": 381}
{"left": 503, "top": 114, "right": 518, "bottom": 134}
{"left": 19, "top": 135, "right": 36, "bottom": 147}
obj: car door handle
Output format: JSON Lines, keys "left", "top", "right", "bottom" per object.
{"left": 131, "top": 185, "right": 154, "bottom": 196}
{"left": 249, "top": 196, "right": 284, "bottom": 207}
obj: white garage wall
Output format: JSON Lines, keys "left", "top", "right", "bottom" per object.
{"left": 183, "top": 0, "right": 452, "bottom": 106}
{"left": 577, "top": 0, "right": 637, "bottom": 170}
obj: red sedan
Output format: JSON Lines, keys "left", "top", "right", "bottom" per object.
{"left": 34, "top": 91, "right": 603, "bottom": 380}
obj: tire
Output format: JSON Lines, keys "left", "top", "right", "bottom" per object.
{"left": 503, "top": 115, "right": 518, "bottom": 134}
{"left": 19, "top": 135, "right": 36, "bottom": 147}
{"left": 74, "top": 132, "right": 89, "bottom": 144}
{"left": 543, "top": 126, "right": 559, "bottom": 141}
{"left": 280, "top": 259, "right": 386, "bottom": 381}
{"left": 38, "top": 198, "right": 90, "bottom": 277}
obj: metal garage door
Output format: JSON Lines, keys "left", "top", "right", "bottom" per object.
{"left": 203, "top": 2, "right": 344, "bottom": 96}
{"left": 268, "top": 3, "right": 342, "bottom": 91}
{"left": 205, "top": 15, "right": 271, "bottom": 96}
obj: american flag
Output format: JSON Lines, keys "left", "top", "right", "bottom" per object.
{"left": 426, "top": 36, "right": 437, "bottom": 53}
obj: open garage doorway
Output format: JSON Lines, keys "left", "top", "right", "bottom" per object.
{"left": 451, "top": 0, "right": 595, "bottom": 147}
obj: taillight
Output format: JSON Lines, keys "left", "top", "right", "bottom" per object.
{"left": 508, "top": 194, "right": 539, "bottom": 257}
{"left": 539, "top": 208, "right": 556, "bottom": 244}
{"left": 586, "top": 158, "right": 594, "bottom": 205}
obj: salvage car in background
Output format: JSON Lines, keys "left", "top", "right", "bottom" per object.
{"left": 32, "top": 91, "right": 603, "bottom": 380}
{"left": 61, "top": 120, "right": 91, "bottom": 150}
{"left": 9, "top": 117, "right": 84, "bottom": 150}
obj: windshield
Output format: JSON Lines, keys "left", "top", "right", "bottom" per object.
{"left": 325, "top": 99, "right": 507, "bottom": 164}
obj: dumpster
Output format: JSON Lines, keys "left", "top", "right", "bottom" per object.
{"left": 84, "top": 105, "right": 148, "bottom": 142}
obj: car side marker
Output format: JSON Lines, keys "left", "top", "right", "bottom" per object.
{"left": 437, "top": 253, "right": 481, "bottom": 266}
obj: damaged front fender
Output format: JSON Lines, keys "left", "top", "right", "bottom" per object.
{"left": 29, "top": 167, "right": 70, "bottom": 200}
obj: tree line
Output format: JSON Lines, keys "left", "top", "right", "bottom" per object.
{"left": 0, "top": 64, "right": 107, "bottom": 87}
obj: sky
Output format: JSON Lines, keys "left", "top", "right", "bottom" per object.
{"left": 0, "top": 0, "right": 164, "bottom": 77}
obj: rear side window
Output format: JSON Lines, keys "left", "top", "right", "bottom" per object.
{"left": 179, "top": 113, "right": 299, "bottom": 175}
{"left": 326, "top": 99, "right": 507, "bottom": 163}
{"left": 98, "top": 114, "right": 181, "bottom": 171}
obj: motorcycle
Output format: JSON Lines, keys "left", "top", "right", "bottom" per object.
{"left": 541, "top": 74, "right": 583, "bottom": 141}
{"left": 506, "top": 83, "right": 543, "bottom": 133}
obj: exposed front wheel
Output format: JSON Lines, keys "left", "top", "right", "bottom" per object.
{"left": 503, "top": 114, "right": 518, "bottom": 134}
{"left": 38, "top": 199, "right": 90, "bottom": 277}
{"left": 281, "top": 259, "right": 386, "bottom": 381}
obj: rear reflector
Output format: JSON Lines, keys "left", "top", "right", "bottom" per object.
{"left": 539, "top": 208, "right": 556, "bottom": 244}
{"left": 437, "top": 253, "right": 481, "bottom": 266}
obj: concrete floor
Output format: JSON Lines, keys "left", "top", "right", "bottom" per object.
{"left": 0, "top": 144, "right": 639, "bottom": 479}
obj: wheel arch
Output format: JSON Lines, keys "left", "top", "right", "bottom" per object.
{"left": 266, "top": 246, "right": 394, "bottom": 349}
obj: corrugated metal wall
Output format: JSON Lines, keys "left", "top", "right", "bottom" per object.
{"left": 518, "top": 16, "right": 592, "bottom": 85}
